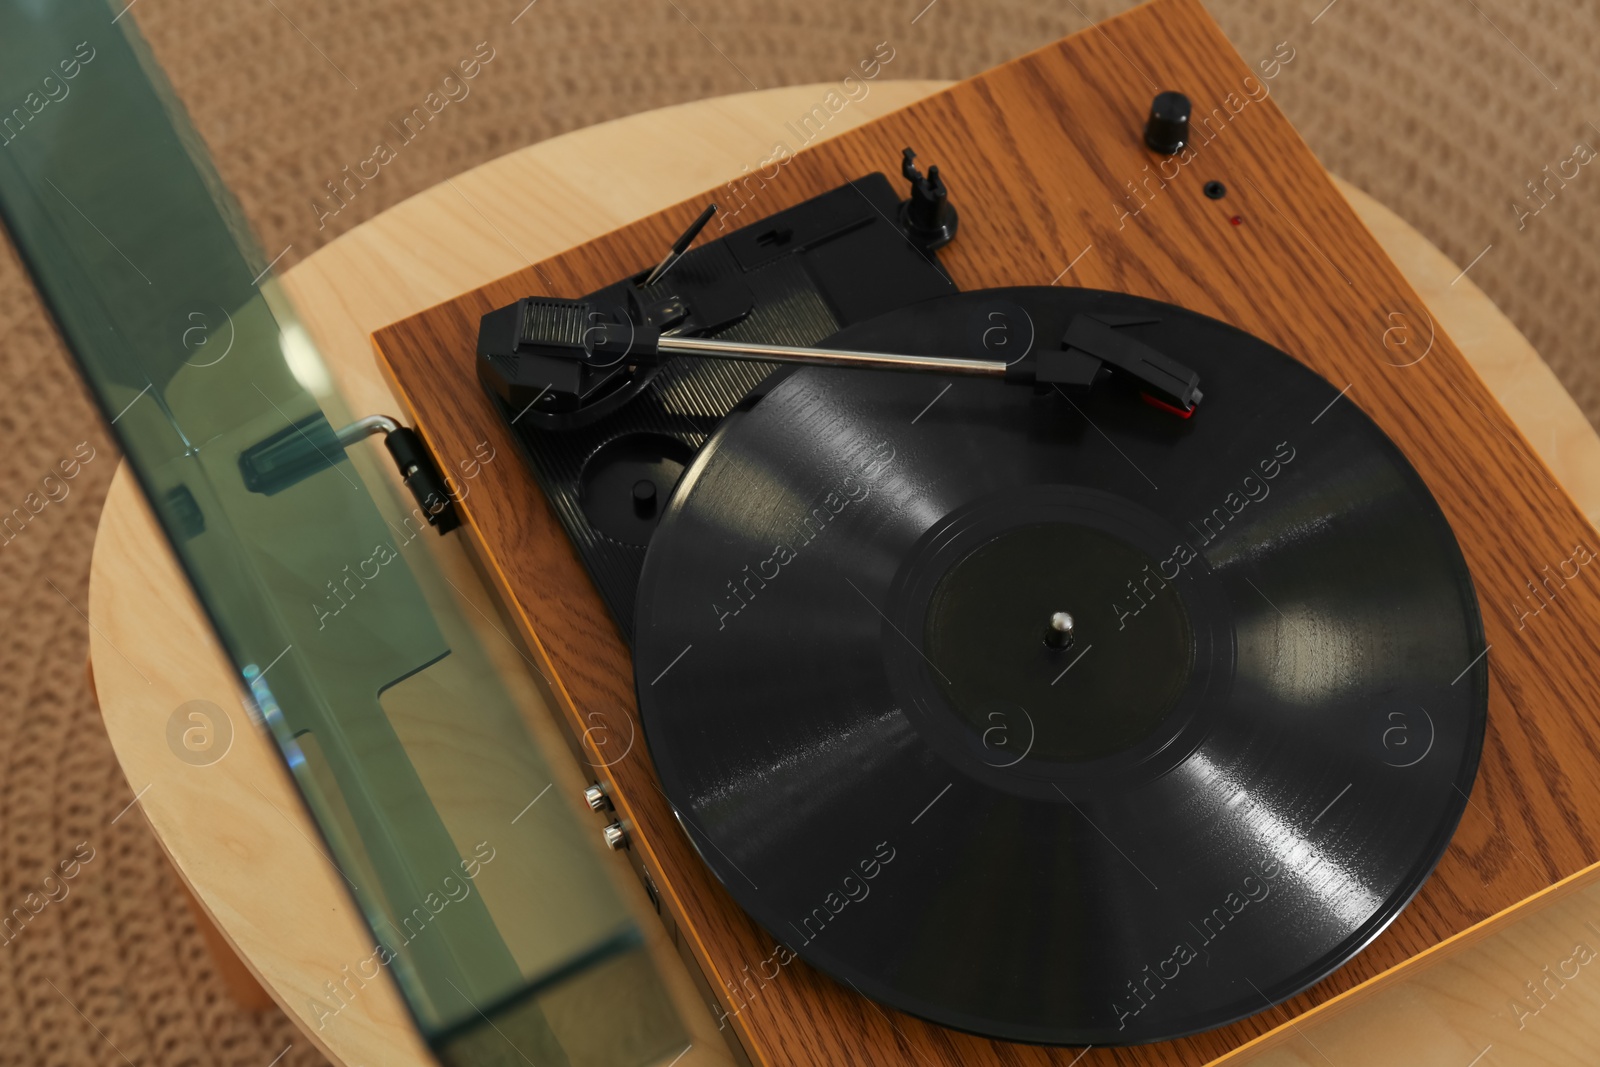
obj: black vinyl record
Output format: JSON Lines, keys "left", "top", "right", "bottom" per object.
{"left": 632, "top": 287, "right": 1488, "bottom": 1046}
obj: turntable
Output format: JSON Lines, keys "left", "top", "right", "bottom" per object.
{"left": 372, "top": 0, "right": 1600, "bottom": 1062}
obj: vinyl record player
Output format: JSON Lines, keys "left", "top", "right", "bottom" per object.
{"left": 372, "top": 0, "right": 1600, "bottom": 1062}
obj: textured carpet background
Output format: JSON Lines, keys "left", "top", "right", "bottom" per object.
{"left": 2, "top": 1, "right": 1597, "bottom": 1063}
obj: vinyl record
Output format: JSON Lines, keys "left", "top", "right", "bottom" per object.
{"left": 632, "top": 287, "right": 1487, "bottom": 1046}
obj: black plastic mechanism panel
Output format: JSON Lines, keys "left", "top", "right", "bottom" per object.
{"left": 483, "top": 173, "right": 958, "bottom": 640}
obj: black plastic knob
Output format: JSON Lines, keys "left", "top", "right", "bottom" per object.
{"left": 1143, "top": 91, "right": 1191, "bottom": 155}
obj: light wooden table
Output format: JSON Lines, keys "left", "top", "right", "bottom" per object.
{"left": 87, "top": 82, "right": 1600, "bottom": 1067}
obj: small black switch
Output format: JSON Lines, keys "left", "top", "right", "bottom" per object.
{"left": 1144, "top": 91, "right": 1191, "bottom": 155}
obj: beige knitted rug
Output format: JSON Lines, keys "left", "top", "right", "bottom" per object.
{"left": 3, "top": 0, "right": 1596, "bottom": 1063}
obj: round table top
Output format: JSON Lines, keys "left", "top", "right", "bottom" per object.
{"left": 87, "top": 81, "right": 1600, "bottom": 1067}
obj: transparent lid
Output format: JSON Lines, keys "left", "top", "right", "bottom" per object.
{"left": 0, "top": 4, "right": 686, "bottom": 1064}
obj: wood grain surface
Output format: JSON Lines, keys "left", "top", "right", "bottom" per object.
{"left": 371, "top": 1, "right": 1600, "bottom": 1064}
{"left": 1218, "top": 860, "right": 1600, "bottom": 1065}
